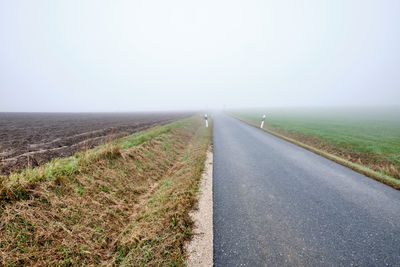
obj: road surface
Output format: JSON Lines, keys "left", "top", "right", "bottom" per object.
{"left": 213, "top": 114, "right": 400, "bottom": 266}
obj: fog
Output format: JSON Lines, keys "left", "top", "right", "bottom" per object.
{"left": 1, "top": 0, "right": 399, "bottom": 112}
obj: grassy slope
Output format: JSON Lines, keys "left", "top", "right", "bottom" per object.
{"left": 0, "top": 116, "right": 212, "bottom": 266}
{"left": 231, "top": 107, "right": 400, "bottom": 186}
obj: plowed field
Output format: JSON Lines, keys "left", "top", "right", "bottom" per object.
{"left": 0, "top": 112, "right": 189, "bottom": 174}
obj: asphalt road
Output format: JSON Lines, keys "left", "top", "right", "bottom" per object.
{"left": 213, "top": 114, "right": 400, "bottom": 266}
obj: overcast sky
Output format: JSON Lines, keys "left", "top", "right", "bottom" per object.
{"left": 1, "top": 0, "right": 399, "bottom": 112}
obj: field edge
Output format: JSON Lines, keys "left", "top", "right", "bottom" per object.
{"left": 230, "top": 114, "right": 400, "bottom": 190}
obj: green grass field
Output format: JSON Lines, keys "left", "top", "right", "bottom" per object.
{"left": 232, "top": 107, "right": 400, "bottom": 179}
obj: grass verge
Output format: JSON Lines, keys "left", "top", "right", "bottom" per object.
{"left": 231, "top": 114, "right": 400, "bottom": 190}
{"left": 0, "top": 115, "right": 212, "bottom": 266}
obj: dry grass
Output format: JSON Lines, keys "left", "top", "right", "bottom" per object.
{"left": 280, "top": 129, "right": 400, "bottom": 179}
{"left": 113, "top": 122, "right": 212, "bottom": 266}
{"left": 0, "top": 116, "right": 211, "bottom": 266}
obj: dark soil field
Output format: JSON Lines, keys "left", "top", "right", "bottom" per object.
{"left": 0, "top": 112, "right": 190, "bottom": 174}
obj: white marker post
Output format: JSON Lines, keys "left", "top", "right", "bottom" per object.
{"left": 204, "top": 114, "right": 208, "bottom": 128}
{"left": 260, "top": 114, "right": 266, "bottom": 128}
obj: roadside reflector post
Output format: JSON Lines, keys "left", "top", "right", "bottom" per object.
{"left": 204, "top": 114, "right": 208, "bottom": 128}
{"left": 260, "top": 114, "right": 266, "bottom": 128}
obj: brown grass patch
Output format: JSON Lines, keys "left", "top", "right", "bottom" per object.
{"left": 267, "top": 127, "right": 400, "bottom": 180}
{"left": 112, "top": 124, "right": 212, "bottom": 266}
{"left": 265, "top": 128, "right": 400, "bottom": 179}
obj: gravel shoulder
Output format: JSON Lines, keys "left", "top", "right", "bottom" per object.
{"left": 185, "top": 148, "right": 213, "bottom": 267}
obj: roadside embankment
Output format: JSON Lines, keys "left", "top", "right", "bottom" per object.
{"left": 0, "top": 115, "right": 212, "bottom": 266}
